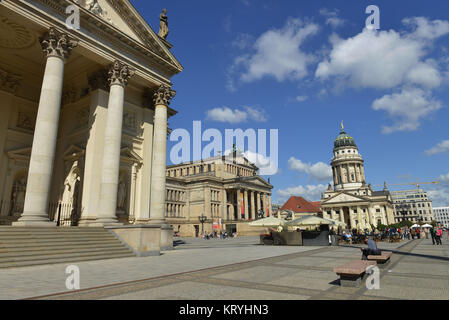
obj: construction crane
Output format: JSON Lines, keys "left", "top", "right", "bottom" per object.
{"left": 374, "top": 181, "right": 439, "bottom": 189}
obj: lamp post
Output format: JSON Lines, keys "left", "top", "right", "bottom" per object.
{"left": 198, "top": 214, "right": 207, "bottom": 234}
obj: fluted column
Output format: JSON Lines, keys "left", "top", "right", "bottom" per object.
{"left": 149, "top": 85, "right": 176, "bottom": 224}
{"left": 244, "top": 189, "right": 249, "bottom": 220}
{"left": 256, "top": 192, "right": 261, "bottom": 217}
{"left": 262, "top": 193, "right": 267, "bottom": 217}
{"left": 250, "top": 190, "right": 255, "bottom": 220}
{"left": 95, "top": 61, "right": 134, "bottom": 225}
{"left": 14, "top": 28, "right": 77, "bottom": 227}
{"left": 268, "top": 194, "right": 272, "bottom": 217}
{"left": 236, "top": 189, "right": 242, "bottom": 220}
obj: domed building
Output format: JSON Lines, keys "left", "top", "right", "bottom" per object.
{"left": 321, "top": 123, "right": 395, "bottom": 230}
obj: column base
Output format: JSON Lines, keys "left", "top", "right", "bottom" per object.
{"left": 12, "top": 213, "right": 56, "bottom": 227}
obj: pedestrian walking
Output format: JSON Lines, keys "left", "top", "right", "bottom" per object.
{"left": 435, "top": 227, "right": 443, "bottom": 245}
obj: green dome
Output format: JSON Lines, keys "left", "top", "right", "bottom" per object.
{"left": 334, "top": 130, "right": 356, "bottom": 148}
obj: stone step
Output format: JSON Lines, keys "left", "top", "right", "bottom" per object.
{"left": 0, "top": 252, "right": 135, "bottom": 268}
{"left": 0, "top": 245, "right": 132, "bottom": 258}
{"left": 0, "top": 227, "right": 135, "bottom": 268}
{"left": 0, "top": 247, "right": 134, "bottom": 264}
{"left": 0, "top": 239, "right": 120, "bottom": 249}
{"left": 0, "top": 234, "right": 116, "bottom": 241}
{"left": 0, "top": 242, "right": 125, "bottom": 253}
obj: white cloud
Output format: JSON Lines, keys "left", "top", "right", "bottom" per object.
{"left": 438, "top": 173, "right": 449, "bottom": 183}
{"left": 277, "top": 184, "right": 327, "bottom": 203}
{"left": 231, "top": 33, "right": 254, "bottom": 50}
{"left": 316, "top": 28, "right": 442, "bottom": 89}
{"left": 205, "top": 106, "right": 267, "bottom": 124}
{"left": 427, "top": 186, "right": 449, "bottom": 207}
{"left": 372, "top": 87, "right": 442, "bottom": 134}
{"left": 319, "top": 8, "right": 345, "bottom": 29}
{"left": 288, "top": 157, "right": 333, "bottom": 181}
{"left": 243, "top": 151, "right": 278, "bottom": 176}
{"left": 403, "top": 17, "right": 449, "bottom": 40}
{"left": 426, "top": 140, "right": 449, "bottom": 155}
{"left": 233, "top": 18, "right": 319, "bottom": 83}
{"left": 296, "top": 95, "right": 308, "bottom": 103}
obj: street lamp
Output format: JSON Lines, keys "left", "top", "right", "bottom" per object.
{"left": 198, "top": 214, "right": 207, "bottom": 234}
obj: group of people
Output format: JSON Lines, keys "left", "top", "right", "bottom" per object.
{"left": 340, "top": 225, "right": 446, "bottom": 245}
{"left": 201, "top": 230, "right": 237, "bottom": 240}
{"left": 429, "top": 226, "right": 444, "bottom": 245}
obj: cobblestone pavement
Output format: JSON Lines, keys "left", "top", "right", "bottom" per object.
{"left": 1, "top": 236, "right": 448, "bottom": 300}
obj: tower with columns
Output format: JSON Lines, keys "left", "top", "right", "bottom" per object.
{"left": 321, "top": 124, "right": 395, "bottom": 231}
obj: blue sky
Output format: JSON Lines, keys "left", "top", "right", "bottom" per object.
{"left": 131, "top": 0, "right": 449, "bottom": 206}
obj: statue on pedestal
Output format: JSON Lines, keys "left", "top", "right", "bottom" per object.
{"left": 158, "top": 9, "right": 169, "bottom": 39}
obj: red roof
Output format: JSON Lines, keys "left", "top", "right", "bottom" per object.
{"left": 280, "top": 196, "right": 322, "bottom": 214}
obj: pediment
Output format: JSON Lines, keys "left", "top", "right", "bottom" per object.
{"left": 322, "top": 192, "right": 367, "bottom": 204}
{"left": 244, "top": 176, "right": 272, "bottom": 188}
{"left": 75, "top": 0, "right": 182, "bottom": 71}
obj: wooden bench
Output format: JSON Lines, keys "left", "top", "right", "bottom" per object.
{"left": 367, "top": 251, "right": 392, "bottom": 267}
{"left": 334, "top": 260, "right": 376, "bottom": 287}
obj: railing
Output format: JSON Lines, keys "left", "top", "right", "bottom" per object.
{"left": 0, "top": 200, "right": 79, "bottom": 227}
{"left": 48, "top": 202, "right": 80, "bottom": 227}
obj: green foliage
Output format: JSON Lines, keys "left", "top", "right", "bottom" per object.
{"left": 377, "top": 223, "right": 388, "bottom": 231}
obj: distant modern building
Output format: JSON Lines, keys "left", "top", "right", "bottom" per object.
{"left": 432, "top": 206, "right": 449, "bottom": 228}
{"left": 165, "top": 151, "right": 273, "bottom": 237}
{"left": 390, "top": 189, "right": 435, "bottom": 224}
{"left": 278, "top": 196, "right": 321, "bottom": 219}
{"left": 321, "top": 124, "right": 395, "bottom": 230}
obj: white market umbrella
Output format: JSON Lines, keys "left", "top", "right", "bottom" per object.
{"left": 421, "top": 224, "right": 432, "bottom": 228}
{"left": 286, "top": 215, "right": 334, "bottom": 227}
{"left": 411, "top": 224, "right": 421, "bottom": 228}
{"left": 248, "top": 216, "right": 286, "bottom": 227}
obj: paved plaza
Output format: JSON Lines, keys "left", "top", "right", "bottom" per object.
{"left": 1, "top": 236, "right": 448, "bottom": 300}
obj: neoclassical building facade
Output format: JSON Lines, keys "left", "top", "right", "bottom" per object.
{"left": 165, "top": 153, "right": 273, "bottom": 237}
{"left": 321, "top": 125, "right": 395, "bottom": 230}
{"left": 0, "top": 0, "right": 182, "bottom": 231}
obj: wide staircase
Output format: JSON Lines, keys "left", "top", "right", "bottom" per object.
{"left": 0, "top": 227, "right": 135, "bottom": 268}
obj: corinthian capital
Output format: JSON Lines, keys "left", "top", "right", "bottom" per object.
{"left": 40, "top": 27, "right": 78, "bottom": 60}
{"left": 153, "top": 84, "right": 176, "bottom": 107}
{"left": 108, "top": 60, "right": 135, "bottom": 87}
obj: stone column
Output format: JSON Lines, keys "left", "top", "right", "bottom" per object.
{"left": 236, "top": 189, "right": 242, "bottom": 220}
{"left": 221, "top": 189, "right": 227, "bottom": 220}
{"left": 244, "top": 189, "right": 249, "bottom": 220}
{"left": 14, "top": 28, "right": 77, "bottom": 226}
{"left": 268, "top": 194, "right": 272, "bottom": 217}
{"left": 349, "top": 209, "right": 356, "bottom": 230}
{"left": 262, "top": 193, "right": 267, "bottom": 217}
{"left": 149, "top": 85, "right": 176, "bottom": 225}
{"left": 256, "top": 192, "right": 261, "bottom": 217}
{"left": 250, "top": 190, "right": 255, "bottom": 220}
{"left": 357, "top": 206, "right": 363, "bottom": 229}
{"left": 94, "top": 61, "right": 134, "bottom": 226}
